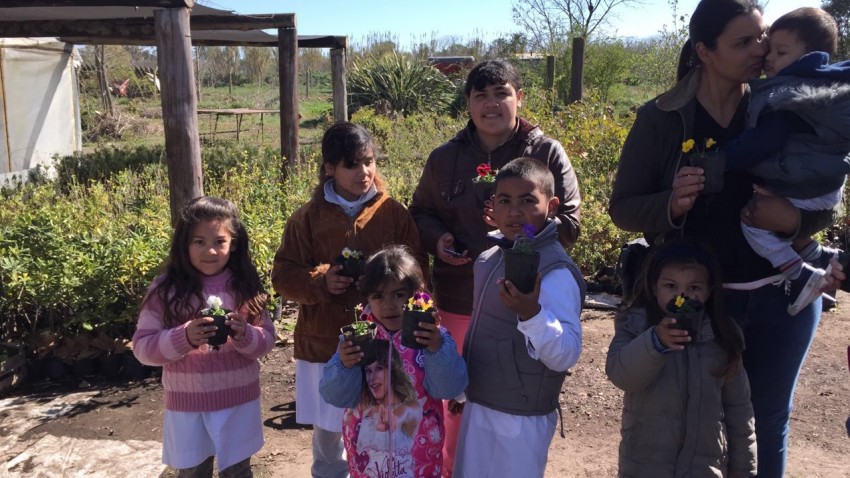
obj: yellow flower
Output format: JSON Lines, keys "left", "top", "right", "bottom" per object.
{"left": 682, "top": 139, "right": 695, "bottom": 153}
{"left": 342, "top": 249, "right": 351, "bottom": 259}
{"left": 705, "top": 138, "right": 716, "bottom": 149}
{"left": 675, "top": 295, "right": 685, "bottom": 309}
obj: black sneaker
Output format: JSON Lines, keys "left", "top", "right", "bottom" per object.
{"left": 787, "top": 263, "right": 829, "bottom": 316}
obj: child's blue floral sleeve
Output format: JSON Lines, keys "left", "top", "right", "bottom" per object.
{"left": 319, "top": 352, "right": 362, "bottom": 409}
{"left": 422, "top": 328, "right": 469, "bottom": 399}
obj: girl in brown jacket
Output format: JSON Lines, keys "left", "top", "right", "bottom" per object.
{"left": 272, "top": 122, "right": 426, "bottom": 478}
{"left": 606, "top": 239, "right": 756, "bottom": 478}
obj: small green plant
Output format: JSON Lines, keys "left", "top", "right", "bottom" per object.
{"left": 205, "top": 295, "right": 226, "bottom": 316}
{"left": 343, "top": 304, "right": 375, "bottom": 337}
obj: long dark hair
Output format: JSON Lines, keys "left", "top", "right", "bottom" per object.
{"left": 144, "top": 196, "right": 267, "bottom": 328}
{"left": 316, "top": 121, "right": 384, "bottom": 198}
{"left": 627, "top": 238, "right": 743, "bottom": 377}
{"left": 677, "top": 0, "right": 764, "bottom": 80}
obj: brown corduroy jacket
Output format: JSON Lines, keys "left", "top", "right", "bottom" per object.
{"left": 272, "top": 186, "right": 426, "bottom": 362}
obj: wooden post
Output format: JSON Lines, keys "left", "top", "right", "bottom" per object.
{"left": 155, "top": 8, "right": 202, "bottom": 226}
{"left": 568, "top": 37, "right": 584, "bottom": 103}
{"left": 544, "top": 55, "right": 555, "bottom": 91}
{"left": 331, "top": 47, "right": 347, "bottom": 122}
{"left": 279, "top": 24, "right": 299, "bottom": 174}
{"left": 94, "top": 45, "right": 113, "bottom": 116}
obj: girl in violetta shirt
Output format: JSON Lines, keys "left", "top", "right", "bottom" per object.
{"left": 319, "top": 245, "right": 468, "bottom": 478}
{"left": 133, "top": 196, "right": 275, "bottom": 477}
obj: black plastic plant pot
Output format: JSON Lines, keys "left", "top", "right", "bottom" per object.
{"left": 45, "top": 357, "right": 69, "bottom": 381}
{"left": 689, "top": 151, "right": 725, "bottom": 194}
{"left": 473, "top": 181, "right": 495, "bottom": 208}
{"left": 665, "top": 298, "right": 704, "bottom": 345}
{"left": 341, "top": 322, "right": 378, "bottom": 365}
{"left": 337, "top": 257, "right": 366, "bottom": 279}
{"left": 504, "top": 249, "right": 540, "bottom": 294}
{"left": 122, "top": 351, "right": 150, "bottom": 380}
{"left": 99, "top": 352, "right": 123, "bottom": 380}
{"left": 72, "top": 356, "right": 99, "bottom": 379}
{"left": 204, "top": 308, "right": 233, "bottom": 350}
{"left": 401, "top": 310, "right": 435, "bottom": 350}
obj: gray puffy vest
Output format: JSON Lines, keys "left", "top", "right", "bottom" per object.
{"left": 463, "top": 220, "right": 585, "bottom": 415}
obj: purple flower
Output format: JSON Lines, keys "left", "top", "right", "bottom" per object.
{"left": 522, "top": 224, "right": 536, "bottom": 240}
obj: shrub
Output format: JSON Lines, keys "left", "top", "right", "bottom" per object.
{"left": 348, "top": 52, "right": 457, "bottom": 116}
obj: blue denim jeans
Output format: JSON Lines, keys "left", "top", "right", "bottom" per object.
{"left": 725, "top": 285, "right": 821, "bottom": 478}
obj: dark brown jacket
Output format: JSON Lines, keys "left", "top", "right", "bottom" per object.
{"left": 409, "top": 118, "right": 581, "bottom": 314}
{"left": 272, "top": 186, "right": 426, "bottom": 362}
{"left": 609, "top": 68, "right": 834, "bottom": 283}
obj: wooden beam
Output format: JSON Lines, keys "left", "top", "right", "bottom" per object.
{"left": 59, "top": 34, "right": 346, "bottom": 49}
{"left": 0, "top": 14, "right": 295, "bottom": 39}
{"left": 331, "top": 47, "right": 347, "bottom": 122}
{"left": 278, "top": 25, "right": 299, "bottom": 175}
{"left": 155, "top": 7, "right": 203, "bottom": 226}
{"left": 0, "top": 0, "right": 194, "bottom": 7}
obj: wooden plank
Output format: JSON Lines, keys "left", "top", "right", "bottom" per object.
{"left": 155, "top": 7, "right": 203, "bottom": 226}
{"left": 0, "top": 14, "right": 295, "bottom": 39}
{"left": 0, "top": 0, "right": 194, "bottom": 7}
{"left": 279, "top": 25, "right": 299, "bottom": 175}
{"left": 331, "top": 47, "right": 348, "bottom": 122}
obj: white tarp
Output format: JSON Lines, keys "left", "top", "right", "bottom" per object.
{"left": 0, "top": 38, "right": 82, "bottom": 184}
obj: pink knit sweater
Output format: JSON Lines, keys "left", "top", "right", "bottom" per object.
{"left": 133, "top": 270, "right": 276, "bottom": 412}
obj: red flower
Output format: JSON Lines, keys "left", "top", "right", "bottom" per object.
{"left": 476, "top": 163, "right": 491, "bottom": 177}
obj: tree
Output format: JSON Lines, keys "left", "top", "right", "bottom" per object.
{"left": 824, "top": 0, "right": 850, "bottom": 60}
{"left": 511, "top": 0, "right": 640, "bottom": 102}
{"left": 243, "top": 47, "right": 274, "bottom": 88}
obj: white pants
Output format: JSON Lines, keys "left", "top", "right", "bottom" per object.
{"left": 452, "top": 402, "right": 556, "bottom": 478}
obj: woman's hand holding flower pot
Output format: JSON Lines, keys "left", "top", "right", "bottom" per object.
{"left": 671, "top": 166, "right": 704, "bottom": 219}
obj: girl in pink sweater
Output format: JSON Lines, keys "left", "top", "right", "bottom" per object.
{"left": 133, "top": 196, "right": 275, "bottom": 477}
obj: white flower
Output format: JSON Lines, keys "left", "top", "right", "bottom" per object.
{"left": 206, "top": 295, "right": 223, "bottom": 310}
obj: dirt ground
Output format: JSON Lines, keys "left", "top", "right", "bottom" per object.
{"left": 2, "top": 296, "right": 849, "bottom": 478}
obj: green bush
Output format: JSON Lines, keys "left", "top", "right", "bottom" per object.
{"left": 348, "top": 52, "right": 458, "bottom": 116}
{"left": 524, "top": 94, "right": 638, "bottom": 274}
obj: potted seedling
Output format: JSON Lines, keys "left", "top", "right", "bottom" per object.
{"left": 683, "top": 137, "right": 724, "bottom": 194}
{"left": 340, "top": 305, "right": 378, "bottom": 365}
{"left": 472, "top": 163, "right": 498, "bottom": 207}
{"left": 336, "top": 247, "right": 366, "bottom": 280}
{"left": 665, "top": 294, "right": 704, "bottom": 345}
{"left": 122, "top": 341, "right": 151, "bottom": 380}
{"left": 202, "top": 295, "right": 232, "bottom": 350}
{"left": 504, "top": 224, "right": 540, "bottom": 294}
{"left": 91, "top": 333, "right": 129, "bottom": 380}
{"left": 402, "top": 292, "right": 435, "bottom": 350}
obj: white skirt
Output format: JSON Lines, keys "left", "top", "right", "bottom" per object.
{"left": 162, "top": 399, "right": 264, "bottom": 471}
{"left": 296, "top": 359, "right": 346, "bottom": 432}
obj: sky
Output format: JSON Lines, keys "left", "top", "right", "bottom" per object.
{"left": 200, "top": 0, "right": 822, "bottom": 48}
